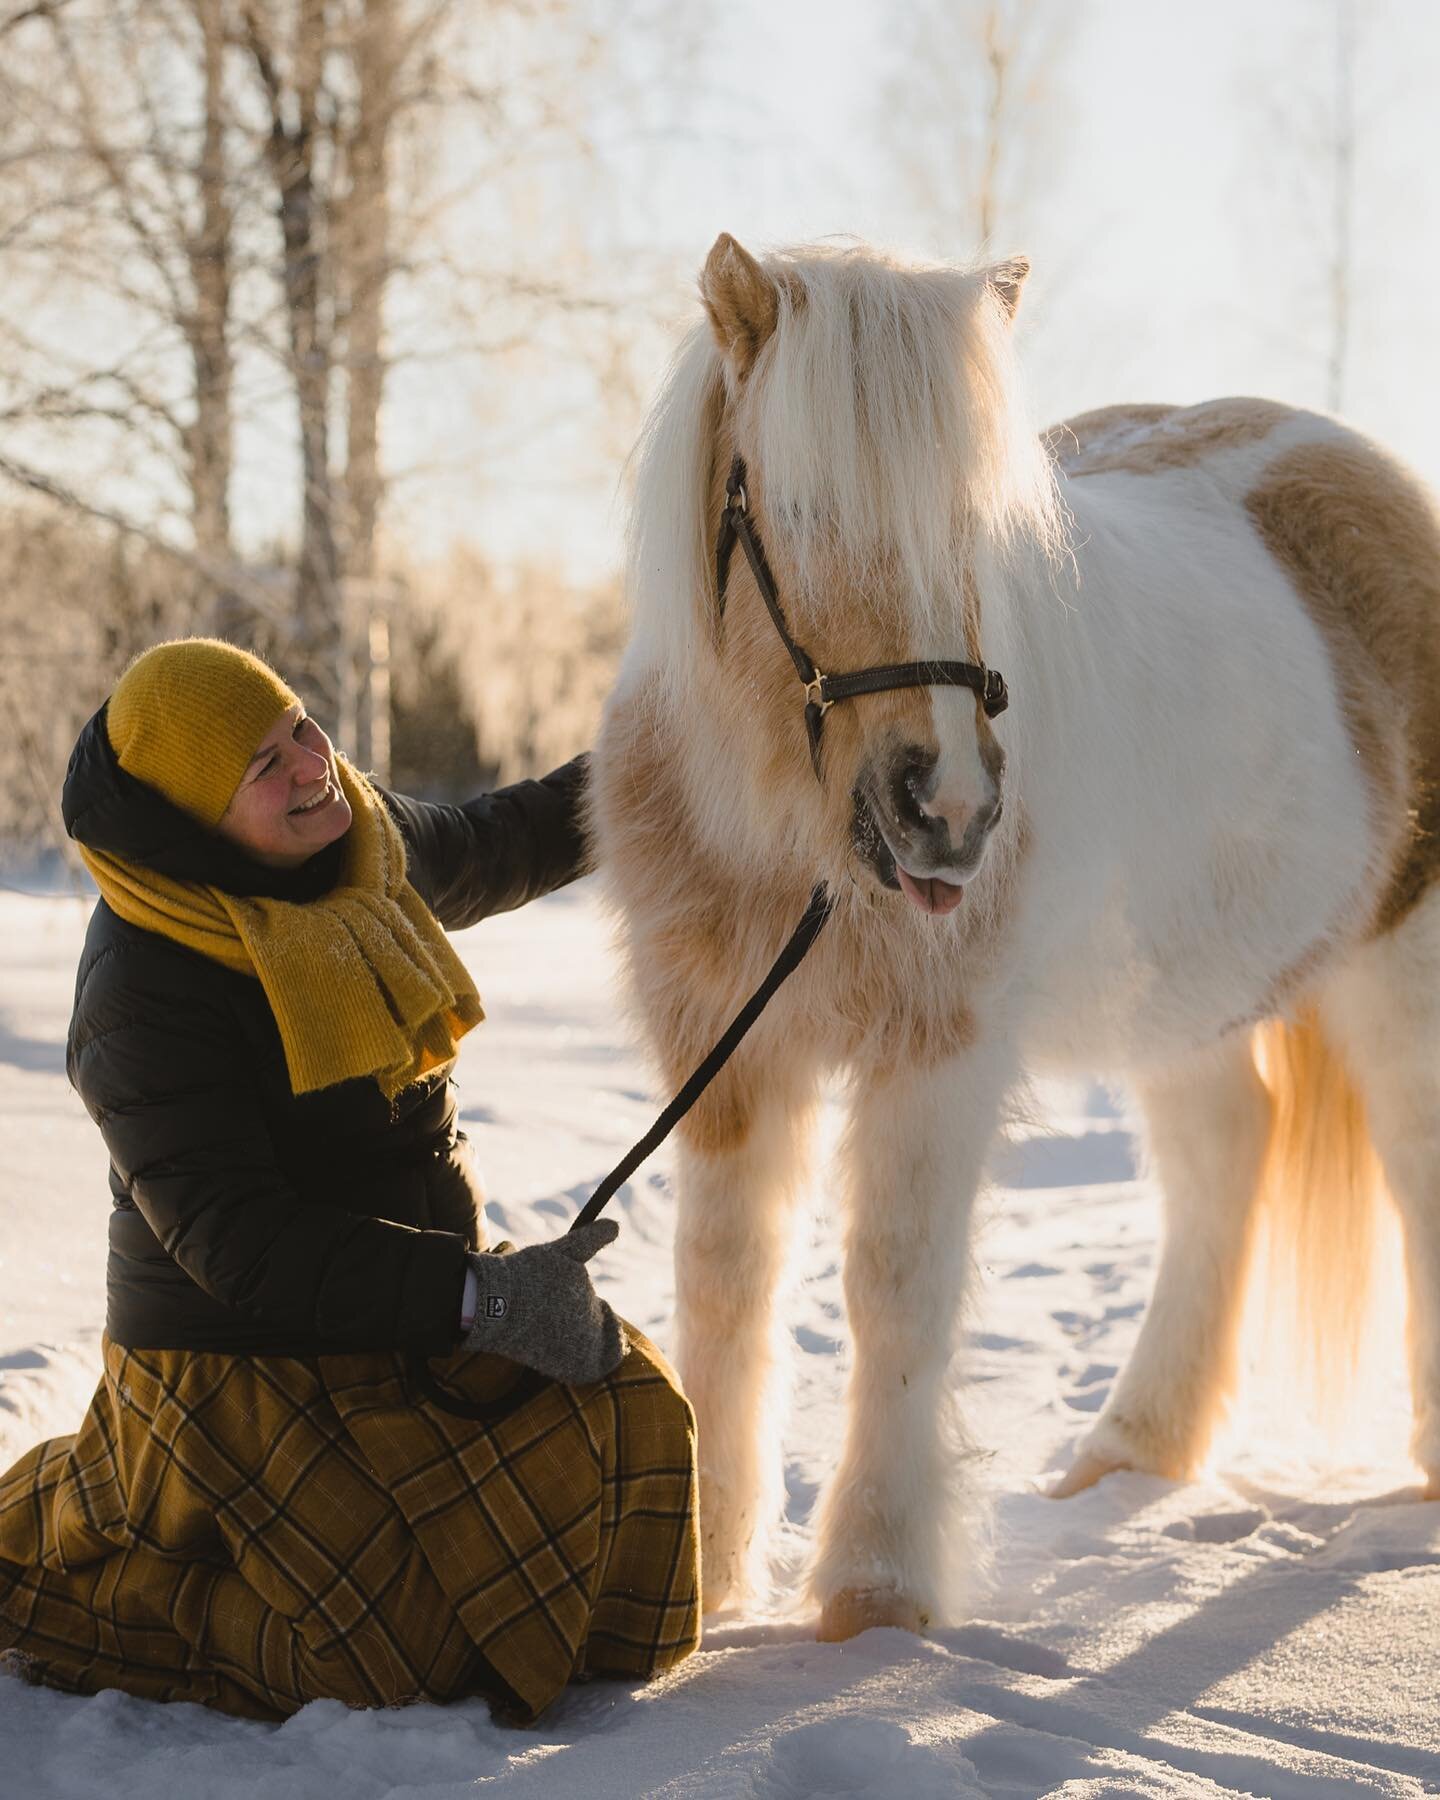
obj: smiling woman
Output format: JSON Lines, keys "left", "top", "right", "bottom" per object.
{"left": 0, "top": 636, "right": 699, "bottom": 1721}
{"left": 217, "top": 703, "right": 355, "bottom": 867}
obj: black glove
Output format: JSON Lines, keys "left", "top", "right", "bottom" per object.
{"left": 462, "top": 1218, "right": 625, "bottom": 1385}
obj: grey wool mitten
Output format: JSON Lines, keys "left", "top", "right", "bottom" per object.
{"left": 462, "top": 1218, "right": 625, "bottom": 1385}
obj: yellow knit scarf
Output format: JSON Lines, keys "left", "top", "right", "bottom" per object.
{"left": 79, "top": 759, "right": 484, "bottom": 1098}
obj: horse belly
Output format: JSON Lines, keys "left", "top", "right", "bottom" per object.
{"left": 1019, "top": 822, "right": 1367, "bottom": 1074}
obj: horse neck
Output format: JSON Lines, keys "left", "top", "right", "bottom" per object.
{"left": 988, "top": 493, "right": 1170, "bottom": 824}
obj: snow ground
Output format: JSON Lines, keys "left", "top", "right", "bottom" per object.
{"left": 2, "top": 884, "right": 1439, "bottom": 1799}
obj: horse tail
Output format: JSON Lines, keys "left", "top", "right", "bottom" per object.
{"left": 1247, "top": 1006, "right": 1394, "bottom": 1435}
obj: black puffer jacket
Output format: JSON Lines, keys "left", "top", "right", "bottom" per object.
{"left": 61, "top": 705, "right": 588, "bottom": 1357}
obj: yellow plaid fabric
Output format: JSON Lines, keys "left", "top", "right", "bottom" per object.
{"left": 0, "top": 1330, "right": 699, "bottom": 1721}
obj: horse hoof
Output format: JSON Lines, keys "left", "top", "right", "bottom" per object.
{"left": 699, "top": 1563, "right": 738, "bottom": 1616}
{"left": 817, "top": 1586, "right": 927, "bottom": 1642}
{"left": 1422, "top": 1471, "right": 1440, "bottom": 1502}
{"left": 1047, "top": 1450, "right": 1130, "bottom": 1497}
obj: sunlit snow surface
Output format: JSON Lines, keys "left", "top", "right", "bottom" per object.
{"left": 2, "top": 884, "right": 1438, "bottom": 1798}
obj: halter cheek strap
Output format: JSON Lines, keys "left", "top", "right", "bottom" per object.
{"left": 714, "top": 457, "right": 1008, "bottom": 778}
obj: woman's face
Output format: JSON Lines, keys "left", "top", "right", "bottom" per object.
{"left": 216, "top": 703, "right": 353, "bottom": 868}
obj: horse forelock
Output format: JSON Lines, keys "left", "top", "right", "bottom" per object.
{"left": 624, "top": 242, "right": 1065, "bottom": 684}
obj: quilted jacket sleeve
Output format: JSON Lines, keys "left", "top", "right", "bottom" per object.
{"left": 68, "top": 936, "right": 469, "bottom": 1353}
{"left": 381, "top": 754, "right": 590, "bottom": 932}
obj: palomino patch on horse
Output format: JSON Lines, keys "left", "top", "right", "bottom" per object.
{"left": 590, "top": 234, "right": 1440, "bottom": 1642}
{"left": 1052, "top": 396, "right": 1292, "bottom": 477}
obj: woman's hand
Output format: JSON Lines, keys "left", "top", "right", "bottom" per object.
{"left": 461, "top": 1219, "right": 625, "bottom": 1384}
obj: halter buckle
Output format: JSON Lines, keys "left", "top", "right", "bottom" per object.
{"left": 804, "top": 672, "right": 831, "bottom": 714}
{"left": 726, "top": 475, "right": 748, "bottom": 514}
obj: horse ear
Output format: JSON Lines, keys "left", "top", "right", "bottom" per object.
{"left": 700, "top": 233, "right": 779, "bottom": 376}
{"left": 987, "top": 256, "right": 1031, "bottom": 322}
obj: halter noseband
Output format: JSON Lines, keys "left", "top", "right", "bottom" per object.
{"left": 714, "top": 455, "right": 1009, "bottom": 779}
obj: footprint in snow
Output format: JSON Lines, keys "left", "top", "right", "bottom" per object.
{"left": 1073, "top": 1362, "right": 1117, "bottom": 1388}
{"left": 793, "top": 1325, "right": 843, "bottom": 1355}
{"left": 750, "top": 1718, "right": 984, "bottom": 1799}
{"left": 1162, "top": 1508, "right": 1268, "bottom": 1544}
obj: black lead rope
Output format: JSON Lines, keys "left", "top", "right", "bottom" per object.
{"left": 412, "top": 884, "right": 836, "bottom": 1421}
{"left": 571, "top": 882, "right": 835, "bottom": 1230}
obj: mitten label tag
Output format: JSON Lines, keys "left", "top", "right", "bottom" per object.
{"left": 485, "top": 1295, "right": 508, "bottom": 1320}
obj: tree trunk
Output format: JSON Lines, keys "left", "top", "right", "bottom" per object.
{"left": 188, "top": 0, "right": 238, "bottom": 634}
{"left": 338, "top": 0, "right": 395, "bottom": 763}
{"left": 1327, "top": 0, "right": 1356, "bottom": 415}
{"left": 250, "top": 0, "right": 342, "bottom": 713}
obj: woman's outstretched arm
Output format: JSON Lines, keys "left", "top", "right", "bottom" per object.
{"left": 381, "top": 754, "right": 590, "bottom": 931}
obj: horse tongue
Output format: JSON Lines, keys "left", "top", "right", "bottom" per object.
{"left": 896, "top": 865, "right": 966, "bottom": 916}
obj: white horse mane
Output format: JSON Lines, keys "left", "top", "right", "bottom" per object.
{"left": 624, "top": 242, "right": 1065, "bottom": 682}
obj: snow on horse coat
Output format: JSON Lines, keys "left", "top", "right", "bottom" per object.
{"left": 589, "top": 233, "right": 1440, "bottom": 1639}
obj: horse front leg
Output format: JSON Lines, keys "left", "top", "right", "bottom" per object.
{"left": 672, "top": 1051, "right": 817, "bottom": 1614}
{"left": 813, "top": 1046, "right": 1012, "bottom": 1640}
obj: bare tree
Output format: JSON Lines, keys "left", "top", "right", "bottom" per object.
{"left": 1326, "top": 0, "right": 1358, "bottom": 414}
{"left": 875, "top": 0, "right": 1075, "bottom": 259}
{"left": 239, "top": 0, "right": 345, "bottom": 702}
{"left": 1, "top": 0, "right": 710, "bottom": 773}
{"left": 1242, "top": 0, "right": 1375, "bottom": 417}
{"left": 0, "top": 1, "right": 245, "bottom": 599}
{"left": 235, "top": 0, "right": 703, "bottom": 745}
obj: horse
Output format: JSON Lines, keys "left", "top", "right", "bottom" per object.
{"left": 588, "top": 232, "right": 1440, "bottom": 1641}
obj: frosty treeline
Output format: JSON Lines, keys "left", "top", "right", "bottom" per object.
{"left": 0, "top": 503, "right": 623, "bottom": 873}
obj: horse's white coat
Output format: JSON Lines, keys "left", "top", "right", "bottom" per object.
{"left": 1019, "top": 438, "right": 1373, "bottom": 1067}
{"left": 592, "top": 242, "right": 1440, "bottom": 1632}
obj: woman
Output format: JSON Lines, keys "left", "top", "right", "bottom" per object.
{"left": 0, "top": 637, "right": 699, "bottom": 1721}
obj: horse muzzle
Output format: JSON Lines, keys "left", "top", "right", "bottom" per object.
{"left": 851, "top": 747, "right": 1004, "bottom": 914}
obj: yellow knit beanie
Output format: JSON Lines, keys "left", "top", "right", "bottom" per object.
{"left": 106, "top": 638, "right": 300, "bottom": 828}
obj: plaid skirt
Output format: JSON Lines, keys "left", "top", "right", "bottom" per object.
{"left": 0, "top": 1328, "right": 699, "bottom": 1721}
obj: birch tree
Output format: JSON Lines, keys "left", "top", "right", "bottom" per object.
{"left": 1242, "top": 0, "right": 1376, "bottom": 416}
{"left": 875, "top": 0, "right": 1075, "bottom": 259}
{"left": 0, "top": 0, "right": 245, "bottom": 599}
{"left": 1, "top": 0, "right": 702, "bottom": 746}
{"left": 1324, "top": 0, "right": 1357, "bottom": 414}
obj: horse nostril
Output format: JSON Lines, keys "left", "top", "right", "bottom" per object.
{"left": 896, "top": 750, "right": 938, "bottom": 817}
{"left": 889, "top": 771, "right": 942, "bottom": 838}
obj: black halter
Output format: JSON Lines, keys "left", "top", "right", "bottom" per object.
{"left": 714, "top": 456, "right": 1009, "bottom": 778}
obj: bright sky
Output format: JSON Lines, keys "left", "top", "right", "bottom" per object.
{"left": 370, "top": 0, "right": 1440, "bottom": 582}
{"left": 23, "top": 0, "right": 1433, "bottom": 583}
